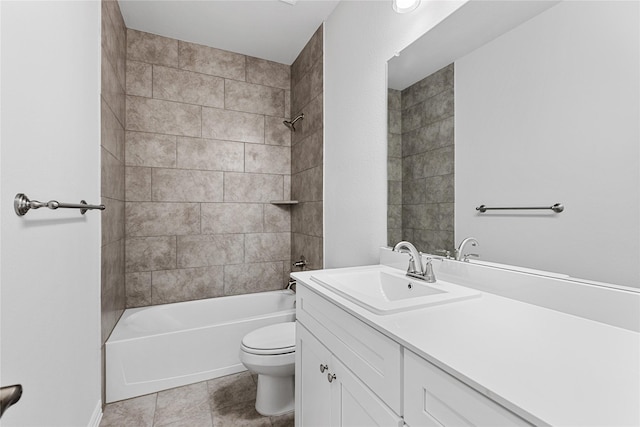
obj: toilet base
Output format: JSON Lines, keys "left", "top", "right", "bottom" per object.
{"left": 255, "top": 374, "right": 295, "bottom": 416}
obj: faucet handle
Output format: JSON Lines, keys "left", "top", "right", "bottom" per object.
{"left": 463, "top": 253, "right": 479, "bottom": 262}
{"left": 434, "top": 249, "right": 451, "bottom": 259}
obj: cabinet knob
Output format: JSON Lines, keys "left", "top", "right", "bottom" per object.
{"left": 320, "top": 364, "right": 328, "bottom": 373}
{"left": 327, "top": 373, "right": 337, "bottom": 383}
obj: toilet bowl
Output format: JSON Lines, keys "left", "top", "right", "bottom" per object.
{"left": 239, "top": 321, "right": 295, "bottom": 416}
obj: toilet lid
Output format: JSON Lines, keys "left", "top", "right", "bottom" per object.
{"left": 242, "top": 322, "right": 295, "bottom": 355}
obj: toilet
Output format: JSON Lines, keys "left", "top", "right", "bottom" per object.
{"left": 239, "top": 322, "right": 296, "bottom": 416}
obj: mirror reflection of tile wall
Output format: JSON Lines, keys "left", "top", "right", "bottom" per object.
{"left": 388, "top": 64, "right": 455, "bottom": 254}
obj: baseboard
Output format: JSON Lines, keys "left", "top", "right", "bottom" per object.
{"left": 87, "top": 400, "right": 102, "bottom": 427}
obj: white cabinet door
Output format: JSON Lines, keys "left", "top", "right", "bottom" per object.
{"left": 296, "top": 323, "right": 332, "bottom": 427}
{"left": 404, "top": 351, "right": 531, "bottom": 427}
{"left": 330, "top": 357, "right": 403, "bottom": 427}
{"left": 297, "top": 322, "right": 403, "bottom": 427}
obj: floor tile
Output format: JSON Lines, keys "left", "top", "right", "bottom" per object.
{"left": 207, "top": 371, "right": 257, "bottom": 410}
{"left": 100, "top": 393, "right": 156, "bottom": 427}
{"left": 270, "top": 411, "right": 295, "bottom": 427}
{"left": 211, "top": 399, "right": 272, "bottom": 427}
{"left": 154, "top": 382, "right": 212, "bottom": 427}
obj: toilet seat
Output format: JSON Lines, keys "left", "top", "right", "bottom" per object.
{"left": 241, "top": 322, "right": 295, "bottom": 355}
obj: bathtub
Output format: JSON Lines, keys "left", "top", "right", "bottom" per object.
{"left": 105, "top": 290, "right": 296, "bottom": 403}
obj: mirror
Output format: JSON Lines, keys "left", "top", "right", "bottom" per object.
{"left": 387, "top": 1, "right": 639, "bottom": 289}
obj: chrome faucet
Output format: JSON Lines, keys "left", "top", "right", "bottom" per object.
{"left": 392, "top": 241, "right": 436, "bottom": 283}
{"left": 456, "top": 237, "right": 479, "bottom": 261}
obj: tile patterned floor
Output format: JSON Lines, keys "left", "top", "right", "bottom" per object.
{"left": 100, "top": 372, "right": 294, "bottom": 427}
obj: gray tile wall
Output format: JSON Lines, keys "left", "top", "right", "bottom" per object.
{"left": 101, "top": 0, "right": 127, "bottom": 406}
{"left": 396, "top": 64, "right": 454, "bottom": 254}
{"left": 291, "top": 25, "right": 323, "bottom": 271}
{"left": 124, "top": 30, "right": 292, "bottom": 307}
{"left": 387, "top": 88, "right": 402, "bottom": 246}
{"left": 101, "top": 0, "right": 126, "bottom": 348}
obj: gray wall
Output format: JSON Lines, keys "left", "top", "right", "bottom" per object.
{"left": 101, "top": 0, "right": 126, "bottom": 347}
{"left": 389, "top": 64, "right": 455, "bottom": 254}
{"left": 124, "top": 30, "right": 292, "bottom": 307}
{"left": 291, "top": 26, "right": 324, "bottom": 271}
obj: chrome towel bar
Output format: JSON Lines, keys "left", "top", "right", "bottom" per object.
{"left": 476, "top": 203, "right": 564, "bottom": 213}
{"left": 14, "top": 193, "right": 105, "bottom": 216}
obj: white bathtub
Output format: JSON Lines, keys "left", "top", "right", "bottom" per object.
{"left": 105, "top": 290, "right": 296, "bottom": 403}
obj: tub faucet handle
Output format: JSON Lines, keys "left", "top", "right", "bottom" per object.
{"left": 292, "top": 255, "right": 307, "bottom": 269}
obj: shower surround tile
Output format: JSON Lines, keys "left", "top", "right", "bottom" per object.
{"left": 125, "top": 272, "right": 152, "bottom": 308}
{"left": 245, "top": 144, "right": 290, "bottom": 174}
{"left": 102, "top": 197, "right": 124, "bottom": 246}
{"left": 101, "top": 98, "right": 124, "bottom": 161}
{"left": 225, "top": 80, "right": 285, "bottom": 117}
{"left": 402, "top": 116, "right": 454, "bottom": 157}
{"left": 291, "top": 24, "right": 323, "bottom": 87}
{"left": 291, "top": 131, "right": 322, "bottom": 174}
{"left": 223, "top": 262, "right": 284, "bottom": 296}
{"left": 126, "top": 60, "right": 152, "bottom": 98}
{"left": 246, "top": 57, "right": 290, "bottom": 91}
{"left": 126, "top": 202, "right": 200, "bottom": 237}
{"left": 101, "top": 1, "right": 127, "bottom": 399}
{"left": 127, "top": 29, "right": 178, "bottom": 67}
{"left": 245, "top": 232, "right": 291, "bottom": 263}
{"left": 126, "top": 236, "right": 177, "bottom": 273}
{"left": 153, "top": 65, "right": 224, "bottom": 108}
{"left": 178, "top": 41, "right": 245, "bottom": 80}
{"left": 291, "top": 94, "right": 322, "bottom": 146}
{"left": 151, "top": 267, "right": 224, "bottom": 304}
{"left": 201, "top": 203, "right": 263, "bottom": 234}
{"left": 177, "top": 234, "right": 245, "bottom": 268}
{"left": 401, "top": 87, "right": 454, "bottom": 133}
{"left": 151, "top": 169, "right": 223, "bottom": 202}
{"left": 292, "top": 233, "right": 322, "bottom": 271}
{"left": 264, "top": 204, "right": 291, "bottom": 233}
{"left": 125, "top": 166, "right": 152, "bottom": 201}
{"left": 126, "top": 96, "right": 201, "bottom": 137}
{"left": 401, "top": 63, "right": 454, "bottom": 110}
{"left": 223, "top": 173, "right": 283, "bottom": 203}
{"left": 265, "top": 116, "right": 291, "bottom": 146}
{"left": 125, "top": 131, "right": 177, "bottom": 168}
{"left": 291, "top": 166, "right": 322, "bottom": 202}
{"left": 102, "top": 49, "right": 125, "bottom": 125}
{"left": 102, "top": 0, "right": 126, "bottom": 85}
{"left": 176, "top": 137, "right": 244, "bottom": 172}
{"left": 291, "top": 201, "right": 322, "bottom": 238}
{"left": 123, "top": 29, "right": 297, "bottom": 308}
{"left": 101, "top": 147, "right": 125, "bottom": 200}
{"left": 202, "top": 107, "right": 264, "bottom": 144}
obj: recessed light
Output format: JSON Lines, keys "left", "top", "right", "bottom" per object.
{"left": 393, "top": 0, "right": 420, "bottom": 14}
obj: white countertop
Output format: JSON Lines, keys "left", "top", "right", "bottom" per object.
{"left": 292, "top": 265, "right": 640, "bottom": 426}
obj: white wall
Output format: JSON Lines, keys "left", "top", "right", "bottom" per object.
{"left": 0, "top": 1, "right": 102, "bottom": 425}
{"left": 324, "top": 0, "right": 465, "bottom": 268}
{"left": 455, "top": 1, "right": 639, "bottom": 287}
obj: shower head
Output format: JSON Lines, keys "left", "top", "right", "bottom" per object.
{"left": 283, "top": 113, "right": 304, "bottom": 132}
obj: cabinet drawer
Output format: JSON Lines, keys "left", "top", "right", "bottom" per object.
{"left": 404, "top": 351, "right": 531, "bottom": 427}
{"left": 297, "top": 284, "right": 402, "bottom": 414}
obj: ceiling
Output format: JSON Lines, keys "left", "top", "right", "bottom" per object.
{"left": 118, "top": 0, "right": 341, "bottom": 65}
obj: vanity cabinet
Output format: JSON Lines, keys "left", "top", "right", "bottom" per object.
{"left": 296, "top": 324, "right": 402, "bottom": 427}
{"left": 296, "top": 285, "right": 403, "bottom": 427}
{"left": 296, "top": 279, "right": 532, "bottom": 427}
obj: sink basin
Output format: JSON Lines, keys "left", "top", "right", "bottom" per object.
{"left": 311, "top": 265, "right": 480, "bottom": 315}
